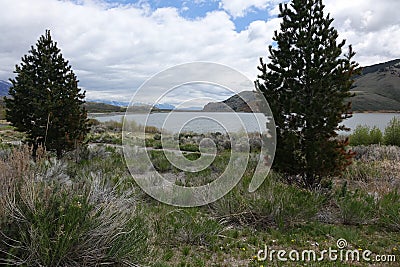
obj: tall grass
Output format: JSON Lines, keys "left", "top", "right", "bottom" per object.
{"left": 378, "top": 191, "right": 400, "bottom": 231}
{"left": 334, "top": 183, "right": 377, "bottom": 225}
{"left": 0, "top": 146, "right": 148, "bottom": 266}
{"left": 211, "top": 171, "right": 325, "bottom": 229}
{"left": 154, "top": 208, "right": 223, "bottom": 246}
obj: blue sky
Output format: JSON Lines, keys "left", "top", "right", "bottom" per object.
{"left": 0, "top": 0, "right": 399, "bottom": 104}
{"left": 102, "top": 0, "right": 275, "bottom": 32}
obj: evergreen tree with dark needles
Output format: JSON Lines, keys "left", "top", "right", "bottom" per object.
{"left": 5, "top": 30, "right": 88, "bottom": 158}
{"left": 255, "top": 0, "right": 358, "bottom": 189}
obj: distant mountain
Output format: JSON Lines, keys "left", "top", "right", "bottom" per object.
{"left": 1, "top": 84, "right": 127, "bottom": 114}
{"left": 155, "top": 103, "right": 176, "bottom": 110}
{"left": 88, "top": 99, "right": 129, "bottom": 107}
{"left": 0, "top": 80, "right": 11, "bottom": 97}
{"left": 203, "top": 59, "right": 400, "bottom": 113}
{"left": 153, "top": 104, "right": 205, "bottom": 111}
{"left": 359, "top": 59, "right": 400, "bottom": 75}
{"left": 84, "top": 101, "right": 126, "bottom": 113}
{"left": 0, "top": 99, "right": 5, "bottom": 119}
{"left": 180, "top": 106, "right": 203, "bottom": 111}
{"left": 351, "top": 59, "right": 400, "bottom": 111}
{"left": 203, "top": 91, "right": 263, "bottom": 112}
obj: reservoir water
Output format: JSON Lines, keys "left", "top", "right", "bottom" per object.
{"left": 91, "top": 112, "right": 400, "bottom": 134}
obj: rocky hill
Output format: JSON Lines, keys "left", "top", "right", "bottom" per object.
{"left": 203, "top": 59, "right": 400, "bottom": 113}
{"left": 351, "top": 59, "right": 400, "bottom": 111}
{"left": 0, "top": 80, "right": 11, "bottom": 97}
{"left": 203, "top": 91, "right": 263, "bottom": 112}
{"left": 83, "top": 102, "right": 126, "bottom": 113}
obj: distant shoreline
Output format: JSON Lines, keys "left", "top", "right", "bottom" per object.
{"left": 89, "top": 110, "right": 400, "bottom": 117}
{"left": 353, "top": 110, "right": 400, "bottom": 114}
{"left": 89, "top": 112, "right": 125, "bottom": 117}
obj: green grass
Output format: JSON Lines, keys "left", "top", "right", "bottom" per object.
{"left": 378, "top": 191, "right": 400, "bottom": 231}
{"left": 1, "top": 123, "right": 400, "bottom": 266}
{"left": 335, "top": 186, "right": 377, "bottom": 225}
{"left": 179, "top": 143, "right": 200, "bottom": 152}
{"left": 2, "top": 145, "right": 400, "bottom": 266}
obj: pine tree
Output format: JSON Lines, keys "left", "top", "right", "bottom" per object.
{"left": 255, "top": 0, "right": 358, "bottom": 189}
{"left": 5, "top": 30, "right": 88, "bottom": 158}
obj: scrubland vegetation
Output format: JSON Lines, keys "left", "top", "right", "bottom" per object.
{"left": 349, "top": 117, "right": 400, "bottom": 146}
{"left": 1, "top": 119, "right": 400, "bottom": 266}
{"left": 2, "top": 1, "right": 399, "bottom": 265}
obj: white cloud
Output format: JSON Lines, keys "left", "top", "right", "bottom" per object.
{"left": 324, "top": 0, "right": 400, "bottom": 65}
{"left": 219, "top": 0, "right": 278, "bottom": 18}
{"left": 0, "top": 0, "right": 399, "bottom": 102}
{"left": 0, "top": 0, "right": 275, "bottom": 100}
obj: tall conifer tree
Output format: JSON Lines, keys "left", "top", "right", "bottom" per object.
{"left": 5, "top": 30, "right": 87, "bottom": 157}
{"left": 255, "top": 0, "right": 358, "bottom": 189}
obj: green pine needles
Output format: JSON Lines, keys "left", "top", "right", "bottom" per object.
{"left": 5, "top": 30, "right": 88, "bottom": 158}
{"left": 256, "top": 0, "right": 359, "bottom": 189}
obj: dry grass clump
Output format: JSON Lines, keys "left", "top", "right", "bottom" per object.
{"left": 341, "top": 145, "right": 400, "bottom": 196}
{"left": 211, "top": 172, "right": 325, "bottom": 229}
{"left": 0, "top": 145, "right": 148, "bottom": 267}
{"left": 351, "top": 144, "right": 400, "bottom": 161}
{"left": 0, "top": 145, "right": 40, "bottom": 218}
{"left": 327, "top": 145, "right": 400, "bottom": 227}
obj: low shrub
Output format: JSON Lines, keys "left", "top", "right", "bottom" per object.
{"left": 154, "top": 133, "right": 162, "bottom": 140}
{"left": 0, "top": 146, "right": 149, "bottom": 266}
{"left": 154, "top": 208, "right": 222, "bottom": 246}
{"left": 384, "top": 117, "right": 400, "bottom": 146}
{"left": 87, "top": 118, "right": 100, "bottom": 127}
{"left": 334, "top": 183, "right": 377, "bottom": 225}
{"left": 351, "top": 144, "right": 400, "bottom": 161}
{"left": 183, "top": 152, "right": 201, "bottom": 161}
{"left": 211, "top": 172, "right": 325, "bottom": 228}
{"left": 104, "top": 120, "right": 123, "bottom": 131}
{"left": 369, "top": 126, "right": 384, "bottom": 144}
{"left": 145, "top": 138, "right": 162, "bottom": 149}
{"left": 86, "top": 132, "right": 122, "bottom": 145}
{"left": 145, "top": 138, "right": 155, "bottom": 147}
{"left": 149, "top": 150, "right": 172, "bottom": 172}
{"left": 349, "top": 125, "right": 383, "bottom": 146}
{"left": 145, "top": 125, "right": 161, "bottom": 134}
{"left": 340, "top": 160, "right": 381, "bottom": 182}
{"left": 378, "top": 191, "right": 400, "bottom": 231}
{"left": 179, "top": 143, "right": 200, "bottom": 152}
{"left": 251, "top": 173, "right": 325, "bottom": 228}
{"left": 1, "top": 183, "right": 93, "bottom": 266}
{"left": 349, "top": 125, "right": 371, "bottom": 146}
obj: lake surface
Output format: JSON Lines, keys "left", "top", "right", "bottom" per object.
{"left": 91, "top": 112, "right": 400, "bottom": 134}
{"left": 93, "top": 112, "right": 268, "bottom": 133}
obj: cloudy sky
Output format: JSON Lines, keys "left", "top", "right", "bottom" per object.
{"left": 1, "top": 0, "right": 399, "bottom": 104}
